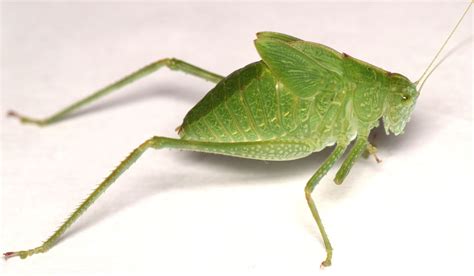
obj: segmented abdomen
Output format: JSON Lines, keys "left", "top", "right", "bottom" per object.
{"left": 179, "top": 61, "right": 352, "bottom": 149}
{"left": 179, "top": 62, "right": 309, "bottom": 142}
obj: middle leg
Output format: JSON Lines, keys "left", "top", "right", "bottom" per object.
{"left": 304, "top": 143, "right": 348, "bottom": 268}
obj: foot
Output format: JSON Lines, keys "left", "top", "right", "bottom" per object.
{"left": 364, "top": 143, "right": 382, "bottom": 163}
{"left": 3, "top": 251, "right": 27, "bottom": 260}
{"left": 7, "top": 110, "right": 46, "bottom": 126}
{"left": 320, "top": 259, "right": 331, "bottom": 268}
{"left": 319, "top": 250, "right": 332, "bottom": 268}
{"left": 4, "top": 246, "right": 45, "bottom": 260}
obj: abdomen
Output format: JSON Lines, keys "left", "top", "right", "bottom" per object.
{"left": 179, "top": 62, "right": 312, "bottom": 142}
{"left": 179, "top": 61, "right": 355, "bottom": 150}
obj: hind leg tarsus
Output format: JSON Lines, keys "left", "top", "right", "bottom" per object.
{"left": 8, "top": 58, "right": 224, "bottom": 126}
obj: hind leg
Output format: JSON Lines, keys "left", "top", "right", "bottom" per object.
{"left": 4, "top": 137, "right": 311, "bottom": 259}
{"left": 8, "top": 58, "right": 224, "bottom": 126}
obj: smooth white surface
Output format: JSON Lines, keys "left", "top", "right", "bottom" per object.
{"left": 1, "top": 2, "right": 473, "bottom": 276}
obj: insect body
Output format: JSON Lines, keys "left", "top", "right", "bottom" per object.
{"left": 180, "top": 33, "right": 416, "bottom": 152}
{"left": 4, "top": 2, "right": 472, "bottom": 268}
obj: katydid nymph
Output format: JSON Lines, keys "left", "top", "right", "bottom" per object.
{"left": 4, "top": 2, "right": 472, "bottom": 268}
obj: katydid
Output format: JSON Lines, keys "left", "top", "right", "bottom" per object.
{"left": 4, "top": 2, "right": 472, "bottom": 268}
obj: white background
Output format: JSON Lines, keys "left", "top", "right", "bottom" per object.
{"left": 1, "top": 1, "right": 473, "bottom": 276}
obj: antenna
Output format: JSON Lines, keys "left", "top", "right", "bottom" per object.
{"left": 416, "top": 1, "right": 472, "bottom": 92}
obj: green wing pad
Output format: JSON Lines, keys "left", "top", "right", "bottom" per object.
{"left": 254, "top": 34, "right": 343, "bottom": 99}
{"left": 256, "top": 32, "right": 301, "bottom": 43}
{"left": 290, "top": 41, "right": 343, "bottom": 76}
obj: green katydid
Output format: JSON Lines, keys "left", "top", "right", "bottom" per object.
{"left": 4, "top": 2, "right": 472, "bottom": 268}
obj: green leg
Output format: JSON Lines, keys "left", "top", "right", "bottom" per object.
{"left": 304, "top": 144, "right": 347, "bottom": 268}
{"left": 334, "top": 135, "right": 369, "bottom": 185}
{"left": 8, "top": 58, "right": 224, "bottom": 126}
{"left": 4, "top": 137, "right": 311, "bottom": 259}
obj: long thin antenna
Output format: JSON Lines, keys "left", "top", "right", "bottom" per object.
{"left": 416, "top": 1, "right": 472, "bottom": 92}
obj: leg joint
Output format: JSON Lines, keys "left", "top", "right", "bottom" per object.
{"left": 167, "top": 57, "right": 180, "bottom": 70}
{"left": 304, "top": 185, "right": 314, "bottom": 196}
{"left": 148, "top": 136, "right": 166, "bottom": 149}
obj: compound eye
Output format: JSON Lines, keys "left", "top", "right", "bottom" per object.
{"left": 401, "top": 95, "right": 410, "bottom": 102}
